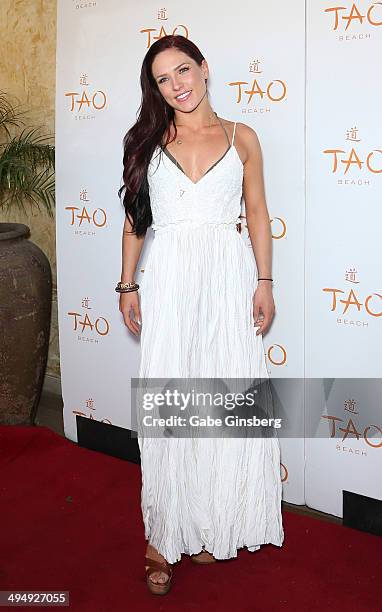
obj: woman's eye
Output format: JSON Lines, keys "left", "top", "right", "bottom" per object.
{"left": 158, "top": 66, "right": 189, "bottom": 84}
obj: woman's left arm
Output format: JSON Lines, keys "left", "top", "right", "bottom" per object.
{"left": 240, "top": 123, "right": 275, "bottom": 336}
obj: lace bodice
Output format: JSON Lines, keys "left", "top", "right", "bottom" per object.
{"left": 147, "top": 122, "right": 243, "bottom": 232}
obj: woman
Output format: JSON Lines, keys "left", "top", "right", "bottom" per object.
{"left": 117, "top": 35, "right": 284, "bottom": 595}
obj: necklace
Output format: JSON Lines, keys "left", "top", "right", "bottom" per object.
{"left": 167, "top": 114, "right": 226, "bottom": 193}
{"left": 175, "top": 111, "right": 220, "bottom": 145}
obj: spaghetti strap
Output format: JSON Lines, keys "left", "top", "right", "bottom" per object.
{"left": 231, "top": 122, "right": 237, "bottom": 147}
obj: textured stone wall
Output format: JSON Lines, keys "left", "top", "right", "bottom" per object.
{"left": 0, "top": 1, "right": 59, "bottom": 379}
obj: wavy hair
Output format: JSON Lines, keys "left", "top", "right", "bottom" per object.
{"left": 118, "top": 35, "right": 206, "bottom": 237}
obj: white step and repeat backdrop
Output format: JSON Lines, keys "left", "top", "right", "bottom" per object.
{"left": 55, "top": 0, "right": 382, "bottom": 517}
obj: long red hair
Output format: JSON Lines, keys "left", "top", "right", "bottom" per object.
{"left": 118, "top": 35, "right": 206, "bottom": 237}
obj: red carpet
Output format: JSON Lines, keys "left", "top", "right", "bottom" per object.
{"left": 0, "top": 425, "right": 380, "bottom": 611}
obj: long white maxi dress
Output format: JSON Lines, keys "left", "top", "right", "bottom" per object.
{"left": 137, "top": 121, "right": 284, "bottom": 564}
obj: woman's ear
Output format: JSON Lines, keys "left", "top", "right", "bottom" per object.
{"left": 202, "top": 59, "right": 209, "bottom": 82}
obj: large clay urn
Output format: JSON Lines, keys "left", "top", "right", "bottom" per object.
{"left": 0, "top": 223, "right": 52, "bottom": 424}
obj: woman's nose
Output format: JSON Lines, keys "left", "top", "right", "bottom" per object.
{"left": 171, "top": 77, "right": 182, "bottom": 90}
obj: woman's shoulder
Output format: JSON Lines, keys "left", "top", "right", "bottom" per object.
{"left": 220, "top": 118, "right": 259, "bottom": 138}
{"left": 220, "top": 118, "right": 261, "bottom": 162}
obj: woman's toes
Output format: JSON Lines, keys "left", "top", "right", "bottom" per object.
{"left": 158, "top": 572, "right": 168, "bottom": 584}
{"left": 149, "top": 571, "right": 167, "bottom": 584}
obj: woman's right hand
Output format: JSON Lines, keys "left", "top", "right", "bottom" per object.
{"left": 119, "top": 290, "right": 141, "bottom": 336}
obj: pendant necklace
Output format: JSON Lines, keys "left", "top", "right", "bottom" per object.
{"left": 169, "top": 110, "right": 221, "bottom": 197}
{"left": 175, "top": 110, "right": 218, "bottom": 145}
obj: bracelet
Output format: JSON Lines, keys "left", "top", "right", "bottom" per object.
{"left": 258, "top": 278, "right": 273, "bottom": 282}
{"left": 115, "top": 281, "right": 140, "bottom": 293}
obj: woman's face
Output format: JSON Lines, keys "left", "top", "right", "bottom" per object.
{"left": 151, "top": 48, "right": 208, "bottom": 112}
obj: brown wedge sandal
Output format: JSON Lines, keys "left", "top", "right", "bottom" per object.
{"left": 145, "top": 556, "right": 173, "bottom": 595}
{"left": 191, "top": 550, "right": 217, "bottom": 564}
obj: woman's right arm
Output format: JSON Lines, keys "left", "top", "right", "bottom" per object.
{"left": 119, "top": 215, "right": 146, "bottom": 336}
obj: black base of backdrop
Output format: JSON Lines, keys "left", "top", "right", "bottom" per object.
{"left": 343, "top": 490, "right": 382, "bottom": 537}
{"left": 76, "top": 415, "right": 141, "bottom": 464}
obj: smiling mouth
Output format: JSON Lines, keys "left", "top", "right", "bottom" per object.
{"left": 175, "top": 91, "right": 192, "bottom": 101}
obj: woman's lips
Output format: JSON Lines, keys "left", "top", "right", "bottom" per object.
{"left": 175, "top": 90, "right": 192, "bottom": 103}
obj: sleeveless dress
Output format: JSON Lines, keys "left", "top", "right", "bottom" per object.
{"left": 137, "top": 121, "right": 284, "bottom": 564}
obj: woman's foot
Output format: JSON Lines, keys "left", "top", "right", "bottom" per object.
{"left": 145, "top": 544, "right": 172, "bottom": 585}
{"left": 191, "top": 549, "right": 216, "bottom": 564}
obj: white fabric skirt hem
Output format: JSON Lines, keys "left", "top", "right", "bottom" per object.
{"left": 144, "top": 532, "right": 284, "bottom": 564}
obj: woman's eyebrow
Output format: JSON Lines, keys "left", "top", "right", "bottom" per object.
{"left": 155, "top": 63, "right": 188, "bottom": 79}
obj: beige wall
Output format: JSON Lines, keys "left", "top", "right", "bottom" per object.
{"left": 0, "top": 1, "right": 59, "bottom": 379}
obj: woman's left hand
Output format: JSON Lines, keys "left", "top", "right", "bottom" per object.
{"left": 253, "top": 281, "right": 275, "bottom": 336}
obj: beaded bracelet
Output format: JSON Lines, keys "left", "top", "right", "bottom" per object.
{"left": 115, "top": 281, "right": 140, "bottom": 293}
